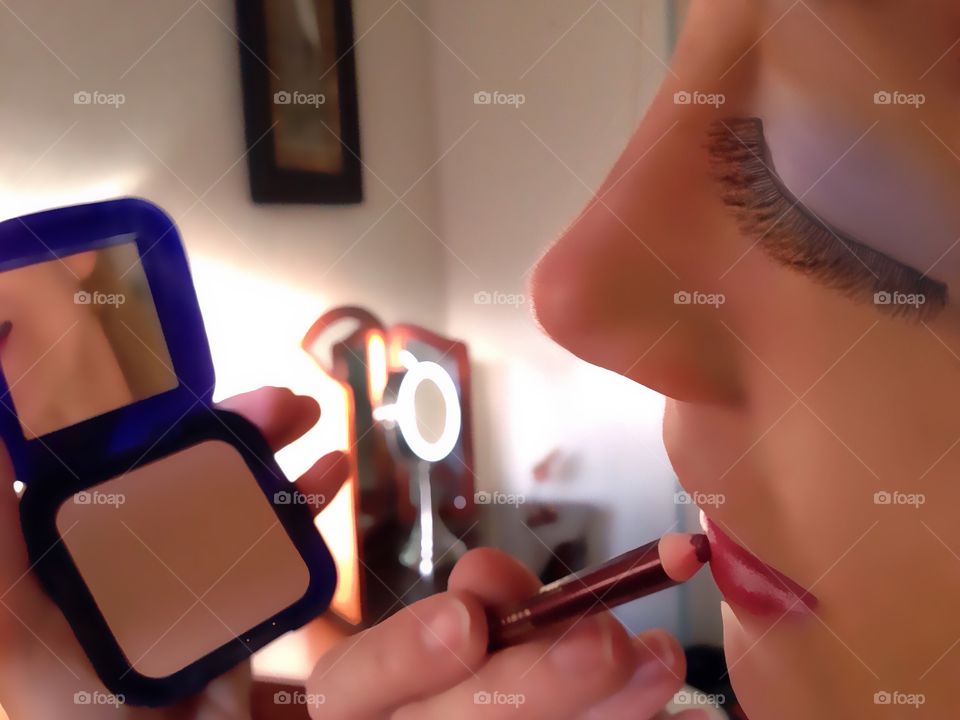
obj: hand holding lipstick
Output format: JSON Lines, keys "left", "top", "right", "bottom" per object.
{"left": 306, "top": 534, "right": 711, "bottom": 720}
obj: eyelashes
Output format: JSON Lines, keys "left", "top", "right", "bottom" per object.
{"left": 707, "top": 117, "right": 947, "bottom": 321}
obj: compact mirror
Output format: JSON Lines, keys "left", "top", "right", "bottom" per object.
{"left": 0, "top": 241, "right": 177, "bottom": 439}
{"left": 2, "top": 199, "right": 337, "bottom": 707}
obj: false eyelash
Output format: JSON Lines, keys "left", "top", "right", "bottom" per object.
{"left": 706, "top": 117, "right": 947, "bottom": 321}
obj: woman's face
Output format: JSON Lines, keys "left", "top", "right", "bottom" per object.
{"left": 532, "top": 1, "right": 960, "bottom": 718}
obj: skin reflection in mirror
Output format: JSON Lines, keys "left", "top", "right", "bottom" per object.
{"left": 0, "top": 241, "right": 177, "bottom": 438}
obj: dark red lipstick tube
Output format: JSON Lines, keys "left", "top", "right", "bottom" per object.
{"left": 487, "top": 534, "right": 710, "bottom": 650}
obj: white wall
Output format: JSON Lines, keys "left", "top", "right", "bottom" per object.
{"left": 423, "top": 0, "right": 719, "bottom": 640}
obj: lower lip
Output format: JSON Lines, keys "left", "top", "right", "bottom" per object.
{"left": 702, "top": 515, "right": 818, "bottom": 617}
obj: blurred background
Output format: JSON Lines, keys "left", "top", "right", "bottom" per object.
{"left": 0, "top": 0, "right": 734, "bottom": 716}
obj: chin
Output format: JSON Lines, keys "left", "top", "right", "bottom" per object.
{"left": 721, "top": 602, "right": 824, "bottom": 720}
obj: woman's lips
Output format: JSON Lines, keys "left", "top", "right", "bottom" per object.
{"left": 702, "top": 513, "right": 818, "bottom": 617}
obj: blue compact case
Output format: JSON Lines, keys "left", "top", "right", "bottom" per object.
{"left": 0, "top": 199, "right": 337, "bottom": 706}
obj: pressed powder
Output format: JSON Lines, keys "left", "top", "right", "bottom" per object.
{"left": 57, "top": 440, "right": 310, "bottom": 678}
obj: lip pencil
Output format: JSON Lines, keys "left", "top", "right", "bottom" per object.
{"left": 487, "top": 533, "right": 711, "bottom": 650}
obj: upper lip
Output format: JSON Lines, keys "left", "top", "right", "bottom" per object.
{"left": 701, "top": 511, "right": 818, "bottom": 616}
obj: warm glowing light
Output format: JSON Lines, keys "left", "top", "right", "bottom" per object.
{"left": 366, "top": 332, "right": 388, "bottom": 406}
{"left": 396, "top": 361, "right": 461, "bottom": 463}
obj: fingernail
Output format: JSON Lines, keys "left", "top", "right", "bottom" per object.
{"left": 549, "top": 614, "right": 616, "bottom": 673}
{"left": 422, "top": 596, "right": 471, "bottom": 651}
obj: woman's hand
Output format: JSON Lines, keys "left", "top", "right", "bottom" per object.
{"left": 306, "top": 548, "right": 702, "bottom": 720}
{"left": 0, "top": 386, "right": 351, "bottom": 719}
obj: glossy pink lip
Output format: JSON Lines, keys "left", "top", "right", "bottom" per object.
{"left": 703, "top": 515, "right": 818, "bottom": 617}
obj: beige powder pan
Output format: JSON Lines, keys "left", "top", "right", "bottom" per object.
{"left": 57, "top": 441, "right": 311, "bottom": 679}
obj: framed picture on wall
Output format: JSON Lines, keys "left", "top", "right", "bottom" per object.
{"left": 236, "top": 0, "right": 363, "bottom": 204}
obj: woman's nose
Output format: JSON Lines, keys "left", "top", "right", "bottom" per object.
{"left": 530, "top": 119, "right": 744, "bottom": 405}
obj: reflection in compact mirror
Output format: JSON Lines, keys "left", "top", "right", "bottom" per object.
{"left": 0, "top": 240, "right": 178, "bottom": 438}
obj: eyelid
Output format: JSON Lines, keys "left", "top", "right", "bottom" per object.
{"left": 707, "top": 117, "right": 947, "bottom": 321}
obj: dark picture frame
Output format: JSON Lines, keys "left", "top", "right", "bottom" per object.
{"left": 235, "top": 0, "right": 363, "bottom": 204}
